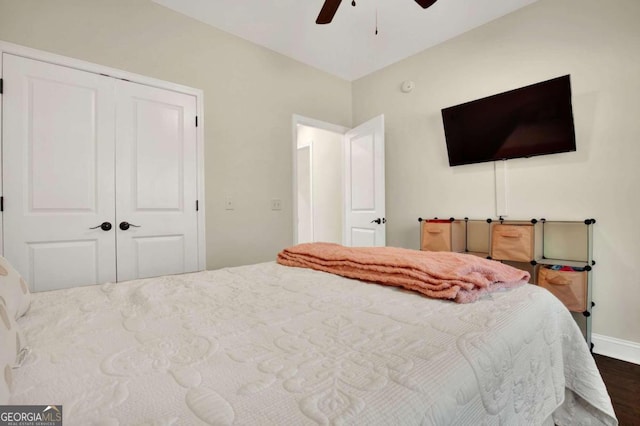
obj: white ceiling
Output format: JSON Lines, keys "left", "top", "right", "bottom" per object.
{"left": 152, "top": 0, "right": 539, "bottom": 81}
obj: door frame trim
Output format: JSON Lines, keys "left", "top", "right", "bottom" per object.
{"left": 0, "top": 40, "right": 206, "bottom": 271}
{"left": 291, "top": 114, "right": 349, "bottom": 245}
{"left": 296, "top": 143, "right": 314, "bottom": 243}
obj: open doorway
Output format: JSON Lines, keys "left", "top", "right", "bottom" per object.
{"left": 293, "top": 116, "right": 347, "bottom": 244}
{"left": 292, "top": 114, "right": 386, "bottom": 247}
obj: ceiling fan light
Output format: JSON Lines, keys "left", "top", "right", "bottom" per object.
{"left": 317, "top": 0, "right": 437, "bottom": 25}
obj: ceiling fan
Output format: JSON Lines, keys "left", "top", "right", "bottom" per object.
{"left": 316, "top": 0, "right": 438, "bottom": 24}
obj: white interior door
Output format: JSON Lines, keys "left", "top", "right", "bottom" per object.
{"left": 343, "top": 115, "right": 385, "bottom": 247}
{"left": 2, "top": 54, "right": 117, "bottom": 291}
{"left": 114, "top": 80, "right": 199, "bottom": 281}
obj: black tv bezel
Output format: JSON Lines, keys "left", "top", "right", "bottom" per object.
{"left": 441, "top": 75, "right": 577, "bottom": 167}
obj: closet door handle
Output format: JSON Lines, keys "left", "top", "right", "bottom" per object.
{"left": 90, "top": 222, "right": 112, "bottom": 231}
{"left": 119, "top": 221, "right": 141, "bottom": 231}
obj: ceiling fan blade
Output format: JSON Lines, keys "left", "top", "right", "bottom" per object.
{"left": 415, "top": 0, "right": 438, "bottom": 8}
{"left": 316, "top": 0, "right": 342, "bottom": 24}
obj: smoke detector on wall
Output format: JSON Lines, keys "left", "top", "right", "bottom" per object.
{"left": 401, "top": 80, "right": 415, "bottom": 93}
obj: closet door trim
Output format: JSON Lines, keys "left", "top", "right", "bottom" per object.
{"left": 0, "top": 40, "right": 206, "bottom": 271}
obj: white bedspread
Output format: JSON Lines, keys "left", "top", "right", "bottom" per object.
{"left": 12, "top": 262, "right": 616, "bottom": 425}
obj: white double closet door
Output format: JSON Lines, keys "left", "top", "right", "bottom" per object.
{"left": 2, "top": 54, "right": 199, "bottom": 291}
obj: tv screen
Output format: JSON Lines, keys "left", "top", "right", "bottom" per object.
{"left": 441, "top": 75, "right": 576, "bottom": 166}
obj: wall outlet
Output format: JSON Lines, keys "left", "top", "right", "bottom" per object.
{"left": 224, "top": 197, "right": 234, "bottom": 210}
{"left": 271, "top": 199, "right": 282, "bottom": 211}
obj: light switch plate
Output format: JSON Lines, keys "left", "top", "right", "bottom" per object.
{"left": 271, "top": 199, "right": 282, "bottom": 211}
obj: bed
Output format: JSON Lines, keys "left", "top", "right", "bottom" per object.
{"left": 2, "top": 255, "right": 617, "bottom": 425}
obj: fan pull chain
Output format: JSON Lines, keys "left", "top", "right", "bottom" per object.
{"left": 375, "top": 8, "right": 378, "bottom": 35}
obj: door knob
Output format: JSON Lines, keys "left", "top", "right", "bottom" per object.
{"left": 119, "top": 221, "right": 141, "bottom": 231}
{"left": 90, "top": 222, "right": 112, "bottom": 231}
{"left": 371, "top": 218, "right": 382, "bottom": 225}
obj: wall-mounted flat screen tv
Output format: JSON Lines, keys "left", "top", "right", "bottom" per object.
{"left": 441, "top": 75, "right": 576, "bottom": 166}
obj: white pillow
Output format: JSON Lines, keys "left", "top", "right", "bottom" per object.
{"left": 0, "top": 256, "right": 31, "bottom": 319}
{"left": 0, "top": 299, "right": 23, "bottom": 404}
{"left": 0, "top": 364, "right": 9, "bottom": 405}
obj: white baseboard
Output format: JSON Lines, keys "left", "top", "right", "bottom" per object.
{"left": 592, "top": 333, "right": 640, "bottom": 365}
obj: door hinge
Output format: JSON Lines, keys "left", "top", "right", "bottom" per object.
{"left": 195, "top": 116, "right": 198, "bottom": 127}
{"left": 0, "top": 78, "right": 3, "bottom": 94}
{"left": 0, "top": 196, "right": 4, "bottom": 212}
{"left": 196, "top": 200, "right": 199, "bottom": 211}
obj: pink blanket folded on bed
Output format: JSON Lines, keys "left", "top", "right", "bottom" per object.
{"left": 277, "top": 243, "right": 529, "bottom": 303}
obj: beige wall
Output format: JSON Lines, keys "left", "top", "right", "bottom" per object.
{"left": 0, "top": 0, "right": 352, "bottom": 269}
{"left": 352, "top": 0, "right": 640, "bottom": 344}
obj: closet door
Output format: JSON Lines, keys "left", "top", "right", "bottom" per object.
{"left": 114, "top": 80, "right": 199, "bottom": 281}
{"left": 1, "top": 54, "right": 117, "bottom": 291}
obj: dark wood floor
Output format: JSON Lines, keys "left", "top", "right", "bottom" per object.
{"left": 594, "top": 354, "right": 640, "bottom": 425}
